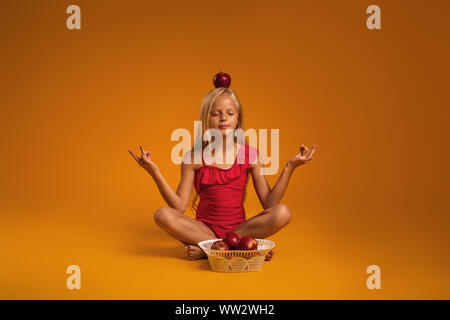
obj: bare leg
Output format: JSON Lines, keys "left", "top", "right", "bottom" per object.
{"left": 232, "top": 204, "right": 292, "bottom": 261}
{"left": 153, "top": 206, "right": 216, "bottom": 260}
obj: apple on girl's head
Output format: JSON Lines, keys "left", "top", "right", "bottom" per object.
{"left": 213, "top": 71, "right": 231, "bottom": 88}
{"left": 237, "top": 236, "right": 258, "bottom": 250}
{"left": 223, "top": 232, "right": 241, "bottom": 249}
{"left": 211, "top": 240, "right": 230, "bottom": 251}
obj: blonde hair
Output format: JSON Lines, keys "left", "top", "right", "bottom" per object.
{"left": 188, "top": 87, "right": 248, "bottom": 215}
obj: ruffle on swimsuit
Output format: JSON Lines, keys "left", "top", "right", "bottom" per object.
{"left": 194, "top": 144, "right": 258, "bottom": 238}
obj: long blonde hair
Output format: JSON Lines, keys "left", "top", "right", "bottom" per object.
{"left": 188, "top": 87, "right": 248, "bottom": 215}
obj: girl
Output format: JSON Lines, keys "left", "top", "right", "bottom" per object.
{"left": 129, "top": 87, "right": 317, "bottom": 261}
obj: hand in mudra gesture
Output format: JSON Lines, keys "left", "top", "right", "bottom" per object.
{"left": 129, "top": 145, "right": 160, "bottom": 174}
{"left": 288, "top": 144, "right": 318, "bottom": 169}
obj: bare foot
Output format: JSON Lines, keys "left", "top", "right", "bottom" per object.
{"left": 185, "top": 245, "right": 207, "bottom": 261}
{"left": 265, "top": 249, "right": 274, "bottom": 261}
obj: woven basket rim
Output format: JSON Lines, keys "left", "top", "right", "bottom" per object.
{"left": 198, "top": 238, "right": 275, "bottom": 252}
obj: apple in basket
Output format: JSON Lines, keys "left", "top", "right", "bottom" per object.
{"left": 211, "top": 240, "right": 230, "bottom": 251}
{"left": 223, "top": 232, "right": 241, "bottom": 249}
{"left": 237, "top": 236, "right": 258, "bottom": 250}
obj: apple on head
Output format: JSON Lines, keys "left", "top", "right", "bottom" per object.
{"left": 213, "top": 71, "right": 231, "bottom": 88}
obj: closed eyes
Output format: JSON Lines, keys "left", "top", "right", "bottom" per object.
{"left": 212, "top": 112, "right": 235, "bottom": 116}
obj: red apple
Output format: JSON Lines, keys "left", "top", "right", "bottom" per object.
{"left": 223, "top": 232, "right": 241, "bottom": 249}
{"left": 213, "top": 71, "right": 231, "bottom": 88}
{"left": 237, "top": 236, "right": 258, "bottom": 250}
{"left": 211, "top": 240, "right": 230, "bottom": 251}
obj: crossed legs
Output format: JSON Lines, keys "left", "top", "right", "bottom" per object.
{"left": 232, "top": 204, "right": 292, "bottom": 239}
{"left": 232, "top": 204, "right": 292, "bottom": 260}
{"left": 153, "top": 206, "right": 216, "bottom": 260}
{"left": 153, "top": 204, "right": 292, "bottom": 261}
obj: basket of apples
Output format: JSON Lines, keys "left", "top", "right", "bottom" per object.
{"left": 198, "top": 232, "right": 275, "bottom": 273}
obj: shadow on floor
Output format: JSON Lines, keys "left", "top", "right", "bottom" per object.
{"left": 132, "top": 243, "right": 186, "bottom": 260}
{"left": 117, "top": 219, "right": 190, "bottom": 261}
{"left": 197, "top": 260, "right": 211, "bottom": 271}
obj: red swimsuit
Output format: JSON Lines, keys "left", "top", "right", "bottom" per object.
{"left": 194, "top": 144, "right": 258, "bottom": 238}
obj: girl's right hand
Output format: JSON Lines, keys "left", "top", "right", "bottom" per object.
{"left": 129, "top": 145, "right": 160, "bottom": 174}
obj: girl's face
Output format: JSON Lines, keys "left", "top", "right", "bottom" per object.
{"left": 209, "top": 95, "right": 240, "bottom": 137}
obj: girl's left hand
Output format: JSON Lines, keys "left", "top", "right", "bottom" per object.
{"left": 288, "top": 144, "right": 318, "bottom": 169}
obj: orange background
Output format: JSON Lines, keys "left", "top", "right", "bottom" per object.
{"left": 1, "top": 0, "right": 449, "bottom": 299}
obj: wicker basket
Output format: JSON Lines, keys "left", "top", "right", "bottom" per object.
{"left": 198, "top": 239, "right": 275, "bottom": 273}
